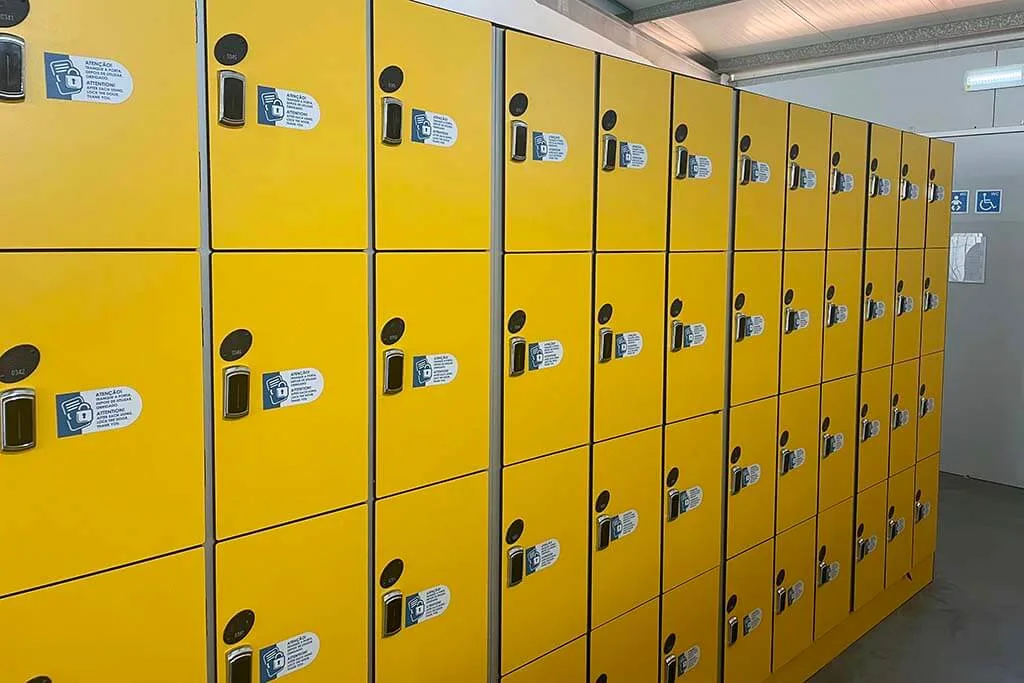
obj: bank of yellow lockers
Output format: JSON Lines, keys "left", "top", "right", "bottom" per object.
{"left": 735, "top": 92, "right": 789, "bottom": 251}
{"left": 784, "top": 105, "right": 830, "bottom": 251}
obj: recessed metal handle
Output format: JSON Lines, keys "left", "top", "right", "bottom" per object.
{"left": 857, "top": 537, "right": 870, "bottom": 561}
{"left": 739, "top": 155, "right": 753, "bottom": 185}
{"left": 1, "top": 388, "right": 35, "bottom": 452}
{"left": 831, "top": 168, "right": 843, "bottom": 194}
{"left": 507, "top": 546, "right": 525, "bottom": 587}
{"left": 226, "top": 646, "right": 254, "bottom": 683}
{"left": 780, "top": 449, "right": 795, "bottom": 475}
{"left": 218, "top": 70, "right": 246, "bottom": 127}
{"left": 383, "top": 349, "right": 405, "bottom": 395}
{"left": 788, "top": 162, "right": 802, "bottom": 190}
{"left": 731, "top": 466, "right": 746, "bottom": 496}
{"left": 861, "top": 418, "right": 874, "bottom": 442}
{"left": 783, "top": 307, "right": 800, "bottom": 334}
{"left": 889, "top": 518, "right": 899, "bottom": 540}
{"left": 734, "top": 313, "right": 749, "bottom": 342}
{"left": 0, "top": 33, "right": 26, "bottom": 101}
{"left": 670, "top": 320, "right": 684, "bottom": 352}
{"left": 222, "top": 366, "right": 250, "bottom": 420}
{"left": 667, "top": 488, "right": 681, "bottom": 522}
{"left": 382, "top": 96, "right": 403, "bottom": 145}
{"left": 900, "top": 178, "right": 912, "bottom": 201}
{"left": 602, "top": 134, "right": 618, "bottom": 171}
{"left": 822, "top": 433, "right": 836, "bottom": 458}
{"left": 864, "top": 298, "right": 877, "bottom": 322}
{"left": 509, "top": 336, "right": 527, "bottom": 377}
{"left": 598, "top": 328, "right": 614, "bottom": 363}
{"left": 596, "top": 515, "right": 612, "bottom": 551}
{"left": 826, "top": 303, "right": 840, "bottom": 327}
{"left": 868, "top": 174, "right": 880, "bottom": 198}
{"left": 776, "top": 586, "right": 788, "bottom": 615}
{"left": 510, "top": 120, "right": 528, "bottom": 162}
{"left": 382, "top": 590, "right": 404, "bottom": 637}
{"left": 665, "top": 655, "right": 678, "bottom": 683}
{"left": 674, "top": 146, "right": 690, "bottom": 180}
{"left": 727, "top": 616, "right": 739, "bottom": 646}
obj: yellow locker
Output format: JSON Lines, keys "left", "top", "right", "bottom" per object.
{"left": 819, "top": 376, "right": 857, "bottom": 512}
{"left": 723, "top": 539, "right": 775, "bottom": 683}
{"left": 3, "top": 549, "right": 205, "bottom": 682}
{"left": 207, "top": 0, "right": 366, "bottom": 250}
{"left": 373, "top": 0, "right": 491, "bottom": 250}
{"left": 731, "top": 252, "right": 783, "bottom": 406}
{"left": 822, "top": 250, "right": 863, "bottom": 382}
{"left": 217, "top": 509, "right": 367, "bottom": 683}
{"left": 772, "top": 519, "right": 816, "bottom": 672}
{"left": 504, "top": 637, "right": 587, "bottom": 683}
{"left": 735, "top": 92, "right": 788, "bottom": 251}
{"left": 666, "top": 252, "right": 728, "bottom": 423}
{"left": 777, "top": 385, "right": 821, "bottom": 533}
{"left": 1, "top": 0, "right": 198, "bottom": 249}
{"left": 376, "top": 473, "right": 488, "bottom": 683}
{"left": 861, "top": 250, "right": 896, "bottom": 371}
{"left": 505, "top": 32, "right": 595, "bottom": 252}
{"left": 858, "top": 365, "right": 892, "bottom": 492}
{"left": 893, "top": 249, "right": 924, "bottom": 363}
{"left": 661, "top": 567, "right": 721, "bottom": 683}
{"left": 213, "top": 253, "right": 368, "bottom": 540}
{"left": 815, "top": 498, "right": 854, "bottom": 639}
{"left": 727, "top": 397, "right": 778, "bottom": 559}
{"left": 502, "top": 447, "right": 589, "bottom": 675}
{"left": 918, "top": 352, "right": 945, "bottom": 461}
{"left": 596, "top": 56, "right": 671, "bottom": 251}
{"left": 0, "top": 252, "right": 202, "bottom": 597}
{"left": 889, "top": 359, "right": 920, "bottom": 477}
{"left": 913, "top": 453, "right": 941, "bottom": 567}
{"left": 853, "top": 481, "right": 887, "bottom": 611}
{"left": 670, "top": 76, "right": 735, "bottom": 252}
{"left": 897, "top": 132, "right": 929, "bottom": 250}
{"left": 921, "top": 248, "right": 949, "bottom": 355}
{"left": 784, "top": 105, "right": 830, "bottom": 250}
{"left": 664, "top": 414, "right": 723, "bottom": 591}
{"left": 590, "top": 598, "right": 660, "bottom": 683}
{"left": 376, "top": 253, "right": 489, "bottom": 497}
{"left": 780, "top": 251, "right": 825, "bottom": 393}
{"left": 926, "top": 139, "right": 955, "bottom": 249}
{"left": 504, "top": 254, "right": 592, "bottom": 465}
{"left": 826, "top": 116, "right": 868, "bottom": 251}
{"left": 865, "top": 125, "right": 901, "bottom": 249}
{"left": 885, "top": 468, "right": 915, "bottom": 587}
{"left": 592, "top": 428, "right": 662, "bottom": 627}
{"left": 594, "top": 253, "right": 666, "bottom": 442}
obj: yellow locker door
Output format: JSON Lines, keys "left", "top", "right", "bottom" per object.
{"left": 2, "top": 550, "right": 205, "bottom": 681}
{"left": 0, "top": 253, "right": 202, "bottom": 597}
{"left": 661, "top": 567, "right": 721, "bottom": 683}
{"left": 502, "top": 448, "right": 589, "bottom": 675}
{"left": 505, "top": 31, "right": 595, "bottom": 252}
{"left": 213, "top": 253, "right": 368, "bottom": 540}
{"left": 913, "top": 453, "right": 941, "bottom": 567}
{"left": 926, "top": 139, "right": 955, "bottom": 249}
{"left": 888, "top": 359, "right": 920, "bottom": 477}
{"left": 735, "top": 92, "right": 788, "bottom": 251}
{"left": 724, "top": 539, "right": 775, "bottom": 683}
{"left": 780, "top": 251, "right": 825, "bottom": 393}
{"left": 826, "top": 116, "right": 868, "bottom": 251}
{"left": 853, "top": 481, "right": 887, "bottom": 611}
{"left": 591, "top": 598, "right": 660, "bottom": 683}
{"left": 921, "top": 248, "right": 949, "bottom": 355}
{"left": 858, "top": 365, "right": 893, "bottom": 493}
{"left": 819, "top": 376, "right": 857, "bottom": 512}
{"left": 731, "top": 252, "right": 783, "bottom": 406}
{"left": 727, "top": 397, "right": 778, "bottom": 559}
{"left": 666, "top": 252, "right": 728, "bottom": 423}
{"left": 376, "top": 473, "right": 488, "bottom": 683}
{"left": 893, "top": 249, "right": 924, "bottom": 363}
{"left": 772, "top": 519, "right": 816, "bottom": 672}
{"left": 504, "top": 637, "right": 587, "bottom": 683}
{"left": 373, "top": 0, "right": 491, "bottom": 250}
{"left": 885, "top": 468, "right": 915, "bottom": 587}
{"left": 918, "top": 352, "right": 945, "bottom": 461}
{"left": 207, "top": 0, "right": 366, "bottom": 250}
{"left": 594, "top": 253, "right": 666, "bottom": 442}
{"left": 670, "top": 76, "right": 735, "bottom": 252}
{"left": 504, "top": 254, "right": 592, "bottom": 465}
{"left": 861, "top": 250, "right": 897, "bottom": 371}
{"left": 217, "top": 509, "right": 368, "bottom": 683}
{"left": 822, "top": 250, "right": 863, "bottom": 382}
{"left": 1, "top": 0, "right": 198, "bottom": 249}
{"left": 784, "top": 105, "right": 830, "bottom": 250}
{"left": 664, "top": 414, "right": 723, "bottom": 592}
{"left": 865, "top": 125, "right": 901, "bottom": 250}
{"left": 815, "top": 498, "right": 854, "bottom": 640}
{"left": 376, "top": 253, "right": 489, "bottom": 497}
{"left": 596, "top": 56, "right": 671, "bottom": 251}
{"left": 897, "top": 133, "right": 929, "bottom": 250}
{"left": 777, "top": 386, "right": 821, "bottom": 533}
{"left": 592, "top": 428, "right": 662, "bottom": 627}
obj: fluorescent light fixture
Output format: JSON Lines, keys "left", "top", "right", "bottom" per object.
{"left": 964, "top": 64, "right": 1024, "bottom": 92}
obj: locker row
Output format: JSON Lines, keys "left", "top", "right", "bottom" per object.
{"left": 4, "top": 0, "right": 953, "bottom": 254}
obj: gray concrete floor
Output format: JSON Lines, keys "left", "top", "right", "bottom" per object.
{"left": 812, "top": 473, "right": 1024, "bottom": 682}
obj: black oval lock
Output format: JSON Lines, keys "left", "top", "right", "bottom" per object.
{"left": 670, "top": 298, "right": 683, "bottom": 318}
{"left": 776, "top": 569, "right": 786, "bottom": 586}
{"left": 924, "top": 277, "right": 931, "bottom": 289}
{"left": 779, "top": 430, "right": 789, "bottom": 447}
{"left": 214, "top": 33, "right": 248, "bottom": 66}
{"left": 734, "top": 293, "right": 746, "bottom": 310}
{"left": 223, "top": 609, "right": 256, "bottom": 645}
{"left": 663, "top": 633, "right": 677, "bottom": 654}
{"left": 601, "top": 110, "right": 617, "bottom": 131}
{"left": 508, "top": 310, "right": 527, "bottom": 334}
{"left": 888, "top": 506, "right": 896, "bottom": 518}
{"left": 0, "top": 344, "right": 40, "bottom": 383}
{"left": 379, "top": 65, "right": 404, "bottom": 93}
{"left": 506, "top": 518, "right": 525, "bottom": 545}
{"left": 821, "top": 416, "right": 831, "bottom": 431}
{"left": 870, "top": 158, "right": 879, "bottom": 172}
{"left": 595, "top": 490, "right": 611, "bottom": 513}
{"left": 902, "top": 163, "right": 910, "bottom": 177}
{"left": 857, "top": 523, "right": 865, "bottom": 537}
{"left": 861, "top": 404, "right": 869, "bottom": 418}
{"left": 509, "top": 92, "right": 529, "bottom": 117}
{"left": 789, "top": 144, "right": 800, "bottom": 160}
{"left": 826, "top": 285, "right": 836, "bottom": 301}
{"left": 832, "top": 152, "right": 841, "bottom": 167}
{"left": 739, "top": 135, "right": 751, "bottom": 153}
{"left": 381, "top": 317, "right": 406, "bottom": 345}
{"left": 920, "top": 384, "right": 927, "bottom": 396}
{"left": 666, "top": 467, "right": 679, "bottom": 487}
{"left": 726, "top": 594, "right": 738, "bottom": 612}
{"left": 730, "top": 446, "right": 742, "bottom": 464}
{"left": 674, "top": 123, "right": 688, "bottom": 143}
{"left": 930, "top": 168, "right": 937, "bottom": 181}
{"left": 865, "top": 282, "right": 874, "bottom": 296}
{"left": 27, "top": 677, "right": 51, "bottom": 683}
{"left": 892, "top": 394, "right": 900, "bottom": 407}
{"left": 597, "top": 304, "right": 613, "bottom": 325}
{"left": 897, "top": 280, "right": 904, "bottom": 293}
{"left": 784, "top": 289, "right": 795, "bottom": 305}
{"left": 380, "top": 558, "right": 404, "bottom": 589}
{"left": 819, "top": 546, "right": 828, "bottom": 562}
{"left": 219, "top": 329, "right": 253, "bottom": 362}
{"left": 915, "top": 489, "right": 922, "bottom": 502}
{"left": 0, "top": 0, "right": 29, "bottom": 27}
{"left": 596, "top": 675, "right": 608, "bottom": 683}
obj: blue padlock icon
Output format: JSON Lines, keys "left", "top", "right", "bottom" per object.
{"left": 60, "top": 396, "right": 94, "bottom": 431}
{"left": 262, "top": 647, "right": 285, "bottom": 676}
{"left": 265, "top": 375, "right": 290, "bottom": 405}
{"left": 64, "top": 66, "right": 83, "bottom": 93}
{"left": 261, "top": 91, "right": 285, "bottom": 122}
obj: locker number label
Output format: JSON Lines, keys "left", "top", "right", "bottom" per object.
{"left": 610, "top": 509, "right": 639, "bottom": 540}
{"left": 412, "top": 354, "right": 458, "bottom": 388}
{"left": 44, "top": 52, "right": 133, "bottom": 104}
{"left": 259, "top": 632, "right": 320, "bottom": 682}
{"left": 528, "top": 340, "right": 564, "bottom": 371}
{"left": 618, "top": 142, "right": 648, "bottom": 169}
{"left": 526, "top": 538, "right": 560, "bottom": 576}
{"left": 262, "top": 369, "right": 324, "bottom": 410}
{"left": 406, "top": 585, "right": 451, "bottom": 627}
{"left": 411, "top": 109, "right": 458, "bottom": 147}
{"left": 677, "top": 645, "right": 701, "bottom": 675}
{"left": 532, "top": 132, "right": 568, "bottom": 162}
{"left": 742, "top": 608, "right": 763, "bottom": 635}
{"left": 56, "top": 386, "right": 142, "bottom": 439}
{"left": 614, "top": 332, "right": 643, "bottom": 359}
{"left": 257, "top": 86, "right": 321, "bottom": 131}
{"left": 689, "top": 155, "right": 713, "bottom": 180}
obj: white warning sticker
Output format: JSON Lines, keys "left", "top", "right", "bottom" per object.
{"left": 615, "top": 332, "right": 643, "bottom": 359}
{"left": 918, "top": 501, "right": 932, "bottom": 520}
{"left": 909, "top": 183, "right": 921, "bottom": 200}
{"left": 800, "top": 168, "right": 818, "bottom": 190}
{"left": 611, "top": 509, "right": 639, "bottom": 540}
{"left": 833, "top": 304, "right": 850, "bottom": 325}
{"left": 689, "top": 155, "right": 713, "bottom": 179}
{"left": 793, "top": 309, "right": 811, "bottom": 331}
{"left": 841, "top": 173, "right": 856, "bottom": 193}
{"left": 744, "top": 463, "right": 762, "bottom": 487}
{"left": 681, "top": 486, "right": 704, "bottom": 513}
{"left": 257, "top": 86, "right": 320, "bottom": 131}
{"left": 921, "top": 397, "right": 936, "bottom": 417}
{"left": 864, "top": 419, "right": 882, "bottom": 440}
{"left": 411, "top": 109, "right": 458, "bottom": 147}
{"left": 619, "top": 142, "right": 648, "bottom": 169}
{"left": 828, "top": 433, "right": 846, "bottom": 455}
{"left": 262, "top": 369, "right": 324, "bottom": 410}
{"left": 412, "top": 354, "right": 458, "bottom": 388}
{"left": 44, "top": 52, "right": 133, "bottom": 104}
{"left": 532, "top": 132, "right": 568, "bottom": 162}
{"left": 826, "top": 561, "right": 841, "bottom": 583}
{"left": 747, "top": 315, "right": 766, "bottom": 337}
{"left": 258, "top": 632, "right": 320, "bottom": 682}
{"left": 526, "top": 539, "right": 560, "bottom": 576}
{"left": 862, "top": 535, "right": 879, "bottom": 557}
{"left": 879, "top": 178, "right": 893, "bottom": 197}
{"left": 406, "top": 585, "right": 450, "bottom": 627}
{"left": 678, "top": 645, "right": 701, "bottom": 675}
{"left": 743, "top": 608, "right": 763, "bottom": 635}
{"left": 892, "top": 517, "right": 907, "bottom": 537}
{"left": 751, "top": 161, "right": 771, "bottom": 184}
{"left": 790, "top": 447, "right": 807, "bottom": 470}
{"left": 683, "top": 323, "right": 708, "bottom": 349}
{"left": 56, "top": 386, "right": 142, "bottom": 438}
{"left": 528, "top": 340, "right": 564, "bottom": 371}
{"left": 935, "top": 185, "right": 946, "bottom": 201}
{"left": 788, "top": 580, "right": 805, "bottom": 606}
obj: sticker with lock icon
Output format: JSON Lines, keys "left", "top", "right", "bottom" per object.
{"left": 44, "top": 51, "right": 133, "bottom": 104}
{"left": 257, "top": 85, "right": 321, "bottom": 131}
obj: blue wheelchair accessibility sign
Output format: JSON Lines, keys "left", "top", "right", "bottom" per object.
{"left": 976, "top": 190, "right": 1002, "bottom": 215}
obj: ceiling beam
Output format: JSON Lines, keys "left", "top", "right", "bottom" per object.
{"left": 628, "top": 0, "right": 745, "bottom": 25}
